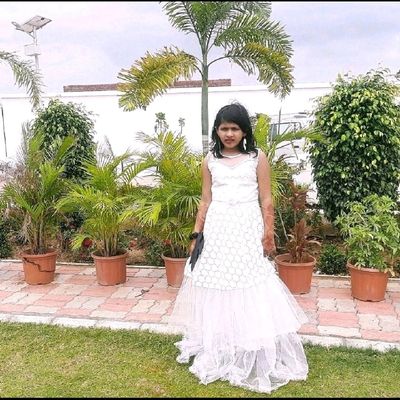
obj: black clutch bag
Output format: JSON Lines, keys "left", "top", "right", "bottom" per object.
{"left": 189, "top": 232, "right": 204, "bottom": 271}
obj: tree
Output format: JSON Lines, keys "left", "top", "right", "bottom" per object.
{"left": 31, "top": 99, "right": 96, "bottom": 183}
{"left": 117, "top": 1, "right": 294, "bottom": 154}
{"left": 308, "top": 69, "right": 400, "bottom": 222}
{"left": 0, "top": 50, "right": 43, "bottom": 111}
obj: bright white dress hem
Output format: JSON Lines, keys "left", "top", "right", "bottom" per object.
{"left": 169, "top": 271, "right": 309, "bottom": 394}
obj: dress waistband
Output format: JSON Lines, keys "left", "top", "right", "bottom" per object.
{"left": 212, "top": 199, "right": 259, "bottom": 206}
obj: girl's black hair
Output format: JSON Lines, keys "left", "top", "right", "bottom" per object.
{"left": 209, "top": 102, "right": 258, "bottom": 158}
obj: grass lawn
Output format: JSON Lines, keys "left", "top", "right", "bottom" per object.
{"left": 0, "top": 321, "right": 399, "bottom": 397}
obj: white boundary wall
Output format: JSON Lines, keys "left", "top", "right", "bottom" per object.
{"left": 0, "top": 83, "right": 332, "bottom": 165}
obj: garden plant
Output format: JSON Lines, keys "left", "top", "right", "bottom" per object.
{"left": 308, "top": 68, "right": 400, "bottom": 222}
{"left": 117, "top": 1, "right": 294, "bottom": 153}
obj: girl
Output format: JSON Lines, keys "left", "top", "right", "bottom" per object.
{"left": 169, "top": 102, "right": 308, "bottom": 394}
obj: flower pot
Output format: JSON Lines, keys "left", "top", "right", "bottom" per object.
{"left": 275, "top": 253, "right": 316, "bottom": 294}
{"left": 162, "top": 254, "right": 187, "bottom": 288}
{"left": 347, "top": 262, "right": 388, "bottom": 302}
{"left": 21, "top": 249, "right": 57, "bottom": 285}
{"left": 92, "top": 252, "right": 127, "bottom": 286}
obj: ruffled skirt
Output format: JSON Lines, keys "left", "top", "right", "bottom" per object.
{"left": 169, "top": 270, "right": 309, "bottom": 393}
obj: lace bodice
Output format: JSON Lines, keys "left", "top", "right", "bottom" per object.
{"left": 207, "top": 151, "right": 260, "bottom": 205}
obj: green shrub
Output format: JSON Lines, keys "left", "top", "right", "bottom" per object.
{"left": 32, "top": 99, "right": 96, "bottom": 182}
{"left": 0, "top": 220, "right": 12, "bottom": 258}
{"left": 317, "top": 244, "right": 347, "bottom": 275}
{"left": 336, "top": 194, "right": 400, "bottom": 273}
{"left": 308, "top": 68, "right": 400, "bottom": 222}
{"left": 144, "top": 240, "right": 167, "bottom": 267}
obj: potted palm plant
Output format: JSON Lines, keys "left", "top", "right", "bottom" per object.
{"left": 274, "top": 181, "right": 320, "bottom": 294}
{"left": 336, "top": 194, "right": 400, "bottom": 301}
{"left": 0, "top": 126, "right": 74, "bottom": 284}
{"left": 134, "top": 130, "right": 202, "bottom": 288}
{"left": 57, "top": 149, "right": 147, "bottom": 285}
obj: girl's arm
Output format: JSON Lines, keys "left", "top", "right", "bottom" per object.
{"left": 190, "top": 157, "right": 212, "bottom": 254}
{"left": 256, "top": 150, "right": 276, "bottom": 257}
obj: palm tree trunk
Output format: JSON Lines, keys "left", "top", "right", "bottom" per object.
{"left": 201, "top": 63, "right": 209, "bottom": 155}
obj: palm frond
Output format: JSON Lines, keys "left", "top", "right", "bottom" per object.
{"left": 162, "top": 1, "right": 197, "bottom": 34}
{"left": 49, "top": 135, "right": 75, "bottom": 166}
{"left": 253, "top": 113, "right": 271, "bottom": 153}
{"left": 0, "top": 50, "right": 43, "bottom": 110}
{"left": 119, "top": 158, "right": 157, "bottom": 187}
{"left": 231, "top": 1, "right": 271, "bottom": 16}
{"left": 16, "top": 121, "right": 34, "bottom": 166}
{"left": 70, "top": 233, "right": 90, "bottom": 251}
{"left": 215, "top": 13, "right": 292, "bottom": 55}
{"left": 228, "top": 43, "right": 294, "bottom": 97}
{"left": 135, "top": 200, "right": 162, "bottom": 227}
{"left": 96, "top": 136, "right": 116, "bottom": 166}
{"left": 270, "top": 158, "right": 294, "bottom": 206}
{"left": 163, "top": 2, "right": 232, "bottom": 41}
{"left": 117, "top": 47, "right": 197, "bottom": 111}
{"left": 39, "top": 162, "right": 65, "bottom": 199}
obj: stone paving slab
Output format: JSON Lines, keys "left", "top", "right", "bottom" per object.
{"left": 1, "top": 260, "right": 400, "bottom": 352}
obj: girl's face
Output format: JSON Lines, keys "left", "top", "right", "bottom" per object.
{"left": 216, "top": 122, "right": 245, "bottom": 150}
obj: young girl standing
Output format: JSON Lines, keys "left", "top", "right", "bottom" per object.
{"left": 169, "top": 103, "right": 308, "bottom": 393}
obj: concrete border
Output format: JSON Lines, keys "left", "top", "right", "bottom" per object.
{"left": 1, "top": 313, "right": 399, "bottom": 353}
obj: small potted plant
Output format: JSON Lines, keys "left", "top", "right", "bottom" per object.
{"left": 336, "top": 194, "right": 400, "bottom": 301}
{"left": 274, "top": 181, "right": 320, "bottom": 294}
{"left": 0, "top": 129, "right": 74, "bottom": 284}
{"left": 134, "top": 130, "right": 202, "bottom": 288}
{"left": 57, "top": 151, "right": 142, "bottom": 285}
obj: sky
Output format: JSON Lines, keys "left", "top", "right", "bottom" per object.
{"left": 0, "top": 1, "right": 400, "bottom": 95}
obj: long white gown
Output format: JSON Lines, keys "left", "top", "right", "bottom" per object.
{"left": 168, "top": 151, "right": 309, "bottom": 393}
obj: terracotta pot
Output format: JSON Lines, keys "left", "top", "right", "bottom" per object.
{"left": 347, "top": 262, "right": 388, "bottom": 302}
{"left": 21, "top": 249, "right": 57, "bottom": 285}
{"left": 92, "top": 252, "right": 127, "bottom": 286}
{"left": 275, "top": 253, "right": 316, "bottom": 294}
{"left": 162, "top": 254, "right": 187, "bottom": 288}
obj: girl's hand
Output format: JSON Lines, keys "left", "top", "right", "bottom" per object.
{"left": 262, "top": 235, "right": 276, "bottom": 258}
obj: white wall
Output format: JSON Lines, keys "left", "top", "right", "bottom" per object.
{"left": 0, "top": 83, "right": 332, "bottom": 165}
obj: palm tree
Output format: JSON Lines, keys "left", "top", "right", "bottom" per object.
{"left": 1, "top": 126, "right": 74, "bottom": 254}
{"left": 117, "top": 1, "right": 294, "bottom": 154}
{"left": 133, "top": 130, "right": 203, "bottom": 258}
{"left": 0, "top": 50, "right": 43, "bottom": 111}
{"left": 253, "top": 113, "right": 320, "bottom": 205}
{"left": 56, "top": 149, "right": 154, "bottom": 258}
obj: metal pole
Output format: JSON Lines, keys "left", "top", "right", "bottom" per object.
{"left": 32, "top": 26, "right": 39, "bottom": 71}
{"left": 0, "top": 103, "right": 7, "bottom": 157}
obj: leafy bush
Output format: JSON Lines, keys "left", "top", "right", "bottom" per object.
{"left": 317, "top": 244, "right": 347, "bottom": 275}
{"left": 0, "top": 219, "right": 12, "bottom": 258}
{"left": 308, "top": 69, "right": 400, "bottom": 222}
{"left": 336, "top": 194, "right": 400, "bottom": 273}
{"left": 32, "top": 99, "right": 96, "bottom": 182}
{"left": 144, "top": 240, "right": 167, "bottom": 267}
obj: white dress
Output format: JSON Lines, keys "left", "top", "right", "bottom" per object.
{"left": 168, "top": 151, "right": 308, "bottom": 394}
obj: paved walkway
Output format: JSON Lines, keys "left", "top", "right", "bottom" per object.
{"left": 1, "top": 260, "right": 400, "bottom": 351}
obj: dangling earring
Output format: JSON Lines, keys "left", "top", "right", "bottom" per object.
{"left": 243, "top": 137, "right": 247, "bottom": 150}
